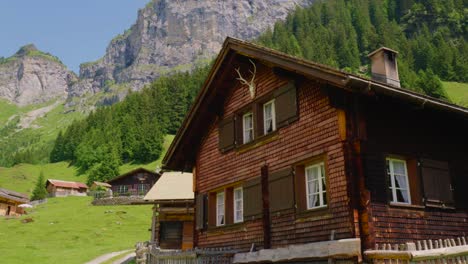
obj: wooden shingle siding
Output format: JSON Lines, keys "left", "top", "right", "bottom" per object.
{"left": 195, "top": 65, "right": 353, "bottom": 251}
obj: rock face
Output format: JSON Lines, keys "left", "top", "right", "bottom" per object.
{"left": 72, "top": 0, "right": 315, "bottom": 97}
{"left": 0, "top": 44, "right": 77, "bottom": 106}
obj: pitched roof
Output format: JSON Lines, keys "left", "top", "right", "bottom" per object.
{"left": 0, "top": 187, "right": 30, "bottom": 203}
{"left": 144, "top": 172, "right": 194, "bottom": 201}
{"left": 92, "top": 181, "right": 112, "bottom": 188}
{"left": 162, "top": 37, "right": 468, "bottom": 171}
{"left": 107, "top": 167, "right": 160, "bottom": 184}
{"left": 46, "top": 179, "right": 88, "bottom": 189}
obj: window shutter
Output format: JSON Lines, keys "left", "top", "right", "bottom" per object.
{"left": 269, "top": 167, "right": 295, "bottom": 212}
{"left": 208, "top": 192, "right": 217, "bottom": 227}
{"left": 421, "top": 159, "right": 453, "bottom": 205}
{"left": 225, "top": 188, "right": 234, "bottom": 225}
{"left": 255, "top": 103, "right": 264, "bottom": 137}
{"left": 218, "top": 116, "right": 235, "bottom": 152}
{"left": 294, "top": 165, "right": 307, "bottom": 212}
{"left": 195, "top": 194, "right": 207, "bottom": 230}
{"left": 243, "top": 177, "right": 262, "bottom": 219}
{"left": 274, "top": 82, "right": 298, "bottom": 128}
{"left": 363, "top": 153, "right": 388, "bottom": 203}
{"left": 235, "top": 114, "right": 244, "bottom": 146}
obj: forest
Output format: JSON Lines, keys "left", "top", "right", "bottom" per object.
{"left": 8, "top": 0, "right": 467, "bottom": 185}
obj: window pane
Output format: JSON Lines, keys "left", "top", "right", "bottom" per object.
{"left": 396, "top": 189, "right": 409, "bottom": 203}
{"left": 393, "top": 161, "right": 406, "bottom": 175}
{"left": 394, "top": 175, "right": 408, "bottom": 189}
{"left": 308, "top": 193, "right": 319, "bottom": 207}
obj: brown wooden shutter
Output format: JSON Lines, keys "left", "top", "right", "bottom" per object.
{"left": 195, "top": 194, "right": 207, "bottom": 230}
{"left": 269, "top": 167, "right": 295, "bottom": 212}
{"left": 274, "top": 81, "right": 298, "bottom": 128}
{"left": 406, "top": 158, "right": 423, "bottom": 206}
{"left": 363, "top": 153, "right": 388, "bottom": 203}
{"left": 225, "top": 187, "right": 234, "bottom": 225}
{"left": 255, "top": 103, "right": 264, "bottom": 137}
{"left": 421, "top": 159, "right": 453, "bottom": 205}
{"left": 208, "top": 192, "right": 217, "bottom": 227}
{"left": 452, "top": 160, "right": 468, "bottom": 209}
{"left": 218, "top": 116, "right": 235, "bottom": 152}
{"left": 294, "top": 165, "right": 308, "bottom": 212}
{"left": 243, "top": 177, "right": 262, "bottom": 219}
{"left": 235, "top": 114, "right": 244, "bottom": 146}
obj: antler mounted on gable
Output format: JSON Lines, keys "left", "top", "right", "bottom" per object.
{"left": 235, "top": 59, "right": 257, "bottom": 99}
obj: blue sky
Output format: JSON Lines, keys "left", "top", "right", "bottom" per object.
{"left": 0, "top": 0, "right": 148, "bottom": 73}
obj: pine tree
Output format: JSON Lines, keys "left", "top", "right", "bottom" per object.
{"left": 31, "top": 171, "right": 48, "bottom": 201}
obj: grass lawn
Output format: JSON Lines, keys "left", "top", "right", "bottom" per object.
{"left": 443, "top": 81, "right": 468, "bottom": 107}
{"left": 0, "top": 196, "right": 152, "bottom": 264}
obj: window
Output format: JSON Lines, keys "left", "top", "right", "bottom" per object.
{"left": 118, "top": 185, "right": 128, "bottom": 194}
{"left": 243, "top": 112, "right": 254, "bottom": 144}
{"left": 234, "top": 187, "right": 243, "bottom": 223}
{"left": 263, "top": 100, "right": 276, "bottom": 134}
{"left": 216, "top": 192, "right": 225, "bottom": 226}
{"left": 387, "top": 158, "right": 411, "bottom": 204}
{"left": 137, "top": 184, "right": 146, "bottom": 194}
{"left": 305, "top": 162, "right": 327, "bottom": 209}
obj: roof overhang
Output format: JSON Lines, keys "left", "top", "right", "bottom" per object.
{"left": 162, "top": 37, "right": 468, "bottom": 171}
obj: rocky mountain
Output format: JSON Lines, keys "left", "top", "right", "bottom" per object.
{"left": 0, "top": 44, "right": 77, "bottom": 106}
{"left": 71, "top": 0, "right": 316, "bottom": 98}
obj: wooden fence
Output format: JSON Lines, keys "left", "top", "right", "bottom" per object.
{"left": 147, "top": 247, "right": 236, "bottom": 264}
{"left": 365, "top": 236, "right": 468, "bottom": 263}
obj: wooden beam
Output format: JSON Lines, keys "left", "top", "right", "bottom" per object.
{"left": 233, "top": 238, "right": 361, "bottom": 263}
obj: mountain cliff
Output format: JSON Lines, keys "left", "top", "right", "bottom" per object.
{"left": 0, "top": 44, "right": 77, "bottom": 106}
{"left": 71, "top": 0, "right": 315, "bottom": 98}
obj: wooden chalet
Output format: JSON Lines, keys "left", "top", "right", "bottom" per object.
{"left": 107, "top": 168, "right": 160, "bottom": 196}
{"left": 46, "top": 179, "right": 88, "bottom": 197}
{"left": 0, "top": 187, "right": 29, "bottom": 216}
{"left": 144, "top": 172, "right": 194, "bottom": 250}
{"left": 162, "top": 38, "right": 468, "bottom": 262}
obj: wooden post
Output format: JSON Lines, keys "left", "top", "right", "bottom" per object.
{"left": 261, "top": 165, "right": 271, "bottom": 249}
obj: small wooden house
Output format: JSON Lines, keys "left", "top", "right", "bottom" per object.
{"left": 46, "top": 179, "right": 88, "bottom": 197}
{"left": 0, "top": 187, "right": 29, "bottom": 216}
{"left": 162, "top": 38, "right": 468, "bottom": 262}
{"left": 144, "top": 172, "right": 194, "bottom": 250}
{"left": 107, "top": 168, "right": 160, "bottom": 196}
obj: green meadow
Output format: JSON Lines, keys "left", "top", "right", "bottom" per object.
{"left": 0, "top": 196, "right": 152, "bottom": 264}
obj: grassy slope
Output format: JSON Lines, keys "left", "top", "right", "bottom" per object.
{"left": 443, "top": 81, "right": 468, "bottom": 107}
{"left": 0, "top": 196, "right": 152, "bottom": 264}
{"left": 0, "top": 99, "right": 19, "bottom": 125}
{"left": 0, "top": 135, "right": 175, "bottom": 195}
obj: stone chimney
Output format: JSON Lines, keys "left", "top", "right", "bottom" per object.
{"left": 368, "top": 47, "right": 400, "bottom": 87}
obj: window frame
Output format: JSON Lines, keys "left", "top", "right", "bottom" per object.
{"left": 233, "top": 187, "right": 243, "bottom": 223}
{"left": 263, "top": 99, "right": 276, "bottom": 135}
{"left": 305, "top": 162, "right": 327, "bottom": 210}
{"left": 386, "top": 158, "right": 412, "bottom": 205}
{"left": 242, "top": 112, "right": 254, "bottom": 144}
{"left": 216, "top": 191, "right": 225, "bottom": 226}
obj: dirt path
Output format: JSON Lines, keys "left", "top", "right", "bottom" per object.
{"left": 84, "top": 249, "right": 134, "bottom": 264}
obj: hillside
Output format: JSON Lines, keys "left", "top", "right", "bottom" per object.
{"left": 0, "top": 196, "right": 152, "bottom": 264}
{"left": 0, "top": 99, "right": 84, "bottom": 167}
{"left": 0, "top": 135, "right": 173, "bottom": 195}
{"left": 444, "top": 82, "right": 468, "bottom": 107}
